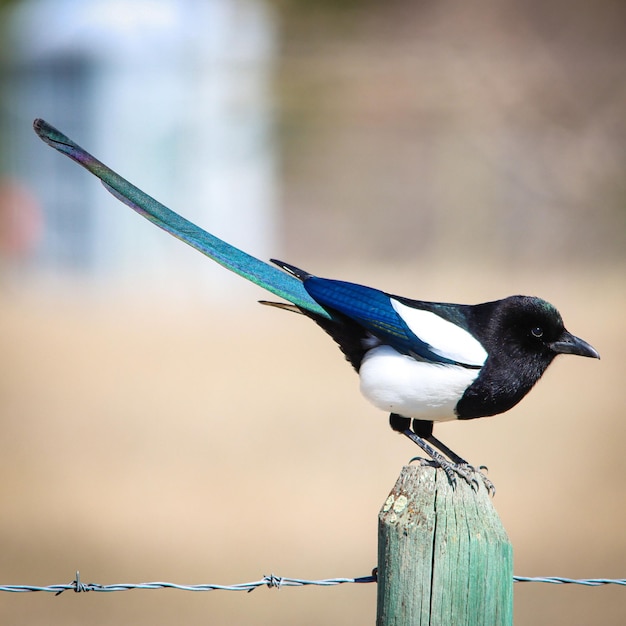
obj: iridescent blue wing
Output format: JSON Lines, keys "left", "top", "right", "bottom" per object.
{"left": 303, "top": 277, "right": 457, "bottom": 364}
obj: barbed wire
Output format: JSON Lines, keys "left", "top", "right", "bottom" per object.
{"left": 0, "top": 573, "right": 376, "bottom": 595}
{"left": 1, "top": 571, "right": 624, "bottom": 595}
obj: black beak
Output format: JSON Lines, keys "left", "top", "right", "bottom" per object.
{"left": 550, "top": 331, "right": 600, "bottom": 359}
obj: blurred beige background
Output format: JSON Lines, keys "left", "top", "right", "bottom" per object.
{"left": 1, "top": 1, "right": 625, "bottom": 625}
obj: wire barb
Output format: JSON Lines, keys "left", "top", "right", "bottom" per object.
{"left": 54, "top": 571, "right": 91, "bottom": 596}
{"left": 263, "top": 574, "right": 283, "bottom": 590}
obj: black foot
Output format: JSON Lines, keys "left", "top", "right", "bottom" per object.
{"left": 448, "top": 462, "right": 495, "bottom": 495}
{"left": 409, "top": 453, "right": 495, "bottom": 495}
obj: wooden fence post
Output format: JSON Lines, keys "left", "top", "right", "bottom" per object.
{"left": 376, "top": 465, "right": 513, "bottom": 626}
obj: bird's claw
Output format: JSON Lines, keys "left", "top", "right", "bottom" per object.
{"left": 460, "top": 464, "right": 495, "bottom": 496}
{"left": 409, "top": 455, "right": 432, "bottom": 465}
{"left": 407, "top": 456, "right": 496, "bottom": 495}
{"left": 434, "top": 460, "right": 496, "bottom": 496}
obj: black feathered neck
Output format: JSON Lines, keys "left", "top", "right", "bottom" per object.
{"left": 456, "top": 296, "right": 566, "bottom": 419}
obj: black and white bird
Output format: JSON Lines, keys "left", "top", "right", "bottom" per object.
{"left": 34, "top": 119, "right": 601, "bottom": 491}
{"left": 264, "top": 261, "right": 599, "bottom": 489}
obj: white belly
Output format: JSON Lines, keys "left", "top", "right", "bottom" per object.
{"left": 358, "top": 345, "right": 482, "bottom": 421}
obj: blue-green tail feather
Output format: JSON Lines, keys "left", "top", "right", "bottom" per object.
{"left": 33, "top": 119, "right": 330, "bottom": 320}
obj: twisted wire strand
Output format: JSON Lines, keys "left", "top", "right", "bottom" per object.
{"left": 0, "top": 572, "right": 624, "bottom": 594}
{"left": 513, "top": 576, "right": 626, "bottom": 586}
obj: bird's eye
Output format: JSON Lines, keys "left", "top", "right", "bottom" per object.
{"left": 531, "top": 327, "right": 544, "bottom": 338}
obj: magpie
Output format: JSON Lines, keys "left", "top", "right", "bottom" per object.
{"left": 261, "top": 261, "right": 599, "bottom": 489}
{"left": 33, "top": 119, "right": 600, "bottom": 490}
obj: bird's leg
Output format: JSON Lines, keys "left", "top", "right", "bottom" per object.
{"left": 388, "top": 415, "right": 495, "bottom": 494}
{"left": 424, "top": 434, "right": 469, "bottom": 465}
{"left": 389, "top": 415, "right": 464, "bottom": 485}
{"left": 402, "top": 427, "right": 472, "bottom": 488}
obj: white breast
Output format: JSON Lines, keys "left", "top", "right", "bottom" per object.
{"left": 358, "top": 345, "right": 482, "bottom": 421}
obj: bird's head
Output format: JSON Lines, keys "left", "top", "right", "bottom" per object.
{"left": 492, "top": 296, "right": 600, "bottom": 362}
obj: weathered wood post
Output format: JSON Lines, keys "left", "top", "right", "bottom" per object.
{"left": 377, "top": 465, "right": 513, "bottom": 626}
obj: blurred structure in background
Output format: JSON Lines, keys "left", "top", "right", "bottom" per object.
{"left": 0, "top": 0, "right": 277, "bottom": 295}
